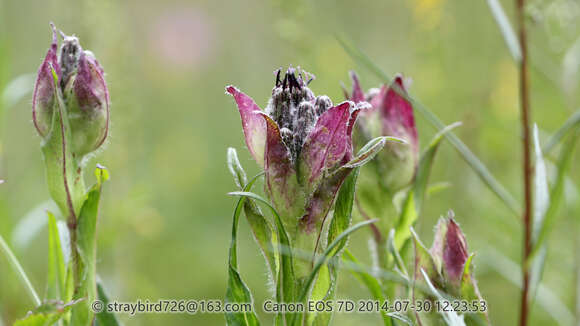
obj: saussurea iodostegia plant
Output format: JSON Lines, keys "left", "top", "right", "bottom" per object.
{"left": 18, "top": 23, "right": 111, "bottom": 325}
{"left": 225, "top": 67, "right": 404, "bottom": 325}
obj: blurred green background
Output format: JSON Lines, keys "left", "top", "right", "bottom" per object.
{"left": 0, "top": 0, "right": 579, "bottom": 325}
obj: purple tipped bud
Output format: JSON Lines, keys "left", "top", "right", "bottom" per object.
{"left": 68, "top": 50, "right": 110, "bottom": 156}
{"left": 32, "top": 24, "right": 61, "bottom": 137}
{"left": 32, "top": 24, "right": 110, "bottom": 157}
{"left": 430, "top": 214, "right": 469, "bottom": 285}
{"left": 348, "top": 72, "right": 418, "bottom": 192}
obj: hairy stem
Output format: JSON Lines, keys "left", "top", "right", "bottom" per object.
{"left": 516, "top": 0, "right": 533, "bottom": 324}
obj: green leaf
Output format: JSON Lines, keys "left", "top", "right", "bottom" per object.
{"left": 525, "top": 125, "right": 549, "bottom": 303}
{"left": 308, "top": 169, "right": 360, "bottom": 326}
{"left": 343, "top": 250, "right": 391, "bottom": 326}
{"left": 225, "top": 176, "right": 263, "bottom": 326}
{"left": 71, "top": 165, "right": 109, "bottom": 325}
{"left": 327, "top": 169, "right": 359, "bottom": 255}
{"left": 530, "top": 126, "right": 579, "bottom": 260}
{"left": 297, "top": 219, "right": 378, "bottom": 304}
{"left": 532, "top": 125, "right": 550, "bottom": 244}
{"left": 244, "top": 203, "right": 278, "bottom": 281}
{"left": 337, "top": 36, "right": 520, "bottom": 217}
{"left": 343, "top": 136, "right": 402, "bottom": 169}
{"left": 420, "top": 269, "right": 466, "bottom": 326}
{"left": 229, "top": 190, "right": 295, "bottom": 326}
{"left": 47, "top": 212, "right": 66, "bottom": 301}
{"left": 394, "top": 123, "right": 460, "bottom": 250}
{"left": 411, "top": 228, "right": 440, "bottom": 286}
{"left": 387, "top": 229, "right": 408, "bottom": 277}
{"left": 14, "top": 300, "right": 81, "bottom": 326}
{"left": 417, "top": 122, "right": 461, "bottom": 211}
{"left": 484, "top": 0, "right": 522, "bottom": 62}
{"left": 543, "top": 110, "right": 580, "bottom": 154}
{"left": 95, "top": 280, "right": 123, "bottom": 326}
{"left": 227, "top": 148, "right": 248, "bottom": 189}
{"left": 227, "top": 149, "right": 277, "bottom": 280}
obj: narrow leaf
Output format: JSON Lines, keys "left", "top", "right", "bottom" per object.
{"left": 230, "top": 189, "right": 297, "bottom": 325}
{"left": 227, "top": 147, "right": 248, "bottom": 189}
{"left": 47, "top": 212, "right": 66, "bottom": 301}
{"left": 543, "top": 109, "right": 580, "bottom": 154}
{"left": 531, "top": 127, "right": 579, "bottom": 258}
{"left": 225, "top": 175, "right": 262, "bottom": 326}
{"left": 420, "top": 269, "right": 466, "bottom": 326}
{"left": 343, "top": 136, "right": 402, "bottom": 168}
{"left": 394, "top": 123, "right": 460, "bottom": 250}
{"left": 484, "top": 0, "right": 522, "bottom": 62}
{"left": 297, "top": 219, "right": 378, "bottom": 304}
{"left": 95, "top": 280, "right": 122, "bottom": 326}
{"left": 71, "top": 165, "right": 109, "bottom": 325}
{"left": 343, "top": 250, "right": 392, "bottom": 326}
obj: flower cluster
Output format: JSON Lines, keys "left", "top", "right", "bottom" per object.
{"left": 227, "top": 67, "right": 367, "bottom": 235}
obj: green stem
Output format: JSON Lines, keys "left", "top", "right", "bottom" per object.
{"left": 0, "top": 234, "right": 41, "bottom": 306}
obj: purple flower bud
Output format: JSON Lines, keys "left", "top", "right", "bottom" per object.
{"left": 430, "top": 215, "right": 469, "bottom": 285}
{"left": 349, "top": 72, "right": 418, "bottom": 192}
{"left": 32, "top": 23, "right": 60, "bottom": 137}
{"left": 227, "top": 67, "right": 362, "bottom": 232}
{"left": 32, "top": 24, "right": 110, "bottom": 157}
{"left": 68, "top": 50, "right": 110, "bottom": 156}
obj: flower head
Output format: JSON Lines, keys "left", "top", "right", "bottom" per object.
{"left": 227, "top": 67, "right": 371, "bottom": 234}
{"left": 32, "top": 23, "right": 109, "bottom": 157}
{"left": 348, "top": 72, "right": 418, "bottom": 192}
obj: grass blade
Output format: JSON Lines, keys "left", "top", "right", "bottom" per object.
{"left": 343, "top": 250, "right": 392, "bottom": 326}
{"left": 0, "top": 234, "right": 41, "bottom": 306}
{"left": 484, "top": 0, "right": 522, "bottom": 62}
{"left": 337, "top": 36, "right": 520, "bottom": 217}
{"left": 543, "top": 109, "right": 580, "bottom": 154}
{"left": 529, "top": 126, "right": 579, "bottom": 260}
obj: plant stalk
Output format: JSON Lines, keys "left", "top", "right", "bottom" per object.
{"left": 516, "top": 0, "right": 533, "bottom": 324}
{"left": 0, "top": 234, "right": 41, "bottom": 306}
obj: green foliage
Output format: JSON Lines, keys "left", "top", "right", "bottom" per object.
{"left": 95, "top": 281, "right": 123, "bottom": 326}
{"left": 394, "top": 122, "right": 460, "bottom": 251}
{"left": 71, "top": 165, "right": 110, "bottom": 325}
{"left": 225, "top": 175, "right": 263, "bottom": 326}
{"left": 13, "top": 300, "right": 81, "bottom": 326}
{"left": 343, "top": 250, "right": 392, "bottom": 326}
{"left": 46, "top": 212, "right": 66, "bottom": 301}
